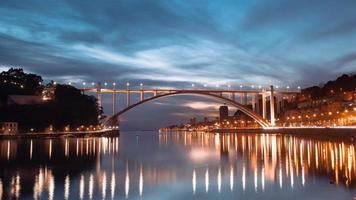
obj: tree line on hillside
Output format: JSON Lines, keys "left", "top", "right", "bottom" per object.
{"left": 302, "top": 73, "right": 356, "bottom": 99}
{"left": 0, "top": 68, "right": 101, "bottom": 132}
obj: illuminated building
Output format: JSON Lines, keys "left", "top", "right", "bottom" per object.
{"left": 0, "top": 122, "right": 18, "bottom": 134}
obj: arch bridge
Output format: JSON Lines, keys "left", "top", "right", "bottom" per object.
{"left": 81, "top": 85, "right": 299, "bottom": 129}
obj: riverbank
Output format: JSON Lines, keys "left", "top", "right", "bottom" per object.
{"left": 161, "top": 127, "right": 356, "bottom": 138}
{"left": 0, "top": 128, "right": 119, "bottom": 139}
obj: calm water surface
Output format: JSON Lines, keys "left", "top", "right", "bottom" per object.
{"left": 0, "top": 131, "right": 356, "bottom": 199}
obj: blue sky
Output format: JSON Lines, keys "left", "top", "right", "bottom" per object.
{"left": 1, "top": 0, "right": 356, "bottom": 129}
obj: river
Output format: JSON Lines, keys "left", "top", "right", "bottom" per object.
{"left": 0, "top": 131, "right": 355, "bottom": 199}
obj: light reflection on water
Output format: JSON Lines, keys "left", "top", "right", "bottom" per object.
{"left": 0, "top": 132, "right": 355, "bottom": 199}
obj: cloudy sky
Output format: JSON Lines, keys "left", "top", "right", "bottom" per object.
{"left": 1, "top": 0, "right": 356, "bottom": 130}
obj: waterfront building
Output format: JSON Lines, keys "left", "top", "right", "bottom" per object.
{"left": 0, "top": 122, "right": 18, "bottom": 134}
{"left": 42, "top": 84, "right": 56, "bottom": 101}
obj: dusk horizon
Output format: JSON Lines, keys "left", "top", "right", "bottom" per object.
{"left": 0, "top": 1, "right": 356, "bottom": 200}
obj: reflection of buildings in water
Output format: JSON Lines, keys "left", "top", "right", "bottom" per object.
{"left": 0, "top": 133, "right": 355, "bottom": 198}
{"left": 0, "top": 137, "right": 120, "bottom": 199}
{"left": 0, "top": 137, "right": 120, "bottom": 162}
{"left": 32, "top": 167, "right": 54, "bottom": 200}
{"left": 159, "top": 131, "right": 356, "bottom": 189}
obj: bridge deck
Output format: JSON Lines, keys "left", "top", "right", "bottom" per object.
{"left": 81, "top": 88, "right": 299, "bottom": 94}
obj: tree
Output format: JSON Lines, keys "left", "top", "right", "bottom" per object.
{"left": 0, "top": 68, "right": 43, "bottom": 104}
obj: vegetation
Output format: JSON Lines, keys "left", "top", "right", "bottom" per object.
{"left": 302, "top": 73, "right": 356, "bottom": 99}
{"left": 0, "top": 68, "right": 43, "bottom": 104}
{"left": 0, "top": 68, "right": 100, "bottom": 132}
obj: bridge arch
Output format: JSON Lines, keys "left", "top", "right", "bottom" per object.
{"left": 103, "top": 91, "right": 270, "bottom": 128}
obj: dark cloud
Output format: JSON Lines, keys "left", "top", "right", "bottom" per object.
{"left": 0, "top": 0, "right": 355, "bottom": 129}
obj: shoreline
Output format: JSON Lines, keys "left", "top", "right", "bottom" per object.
{"left": 161, "top": 127, "right": 356, "bottom": 138}
{"left": 0, "top": 128, "right": 120, "bottom": 139}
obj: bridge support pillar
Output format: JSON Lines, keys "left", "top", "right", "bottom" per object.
{"left": 276, "top": 94, "right": 281, "bottom": 116}
{"left": 96, "top": 82, "right": 102, "bottom": 109}
{"left": 270, "top": 85, "right": 275, "bottom": 126}
{"left": 243, "top": 93, "right": 247, "bottom": 105}
{"left": 126, "top": 90, "right": 131, "bottom": 107}
{"left": 255, "top": 94, "right": 260, "bottom": 114}
{"left": 154, "top": 90, "right": 157, "bottom": 96}
{"left": 262, "top": 90, "right": 266, "bottom": 119}
{"left": 140, "top": 90, "right": 144, "bottom": 101}
{"left": 231, "top": 92, "right": 235, "bottom": 101}
{"left": 112, "top": 90, "right": 116, "bottom": 115}
{"left": 252, "top": 95, "right": 256, "bottom": 111}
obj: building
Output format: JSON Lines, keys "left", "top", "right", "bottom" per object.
{"left": 0, "top": 122, "right": 18, "bottom": 134}
{"left": 219, "top": 105, "right": 229, "bottom": 121}
{"left": 189, "top": 117, "right": 196, "bottom": 125}
{"left": 42, "top": 84, "right": 56, "bottom": 101}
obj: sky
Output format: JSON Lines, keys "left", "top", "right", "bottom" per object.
{"left": 1, "top": 0, "right": 356, "bottom": 130}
